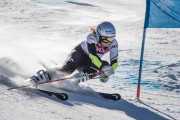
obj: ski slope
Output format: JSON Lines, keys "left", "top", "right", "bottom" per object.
{"left": 0, "top": 0, "right": 179, "bottom": 120}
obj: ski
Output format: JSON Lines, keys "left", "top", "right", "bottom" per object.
{"left": 39, "top": 90, "right": 68, "bottom": 101}
{"left": 99, "top": 92, "right": 121, "bottom": 101}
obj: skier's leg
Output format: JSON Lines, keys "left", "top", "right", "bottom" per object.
{"left": 59, "top": 44, "right": 90, "bottom": 74}
{"left": 29, "top": 45, "right": 80, "bottom": 84}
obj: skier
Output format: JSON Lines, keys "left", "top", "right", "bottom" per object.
{"left": 30, "top": 21, "right": 118, "bottom": 85}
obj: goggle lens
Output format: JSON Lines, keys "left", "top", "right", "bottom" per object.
{"left": 101, "top": 36, "right": 115, "bottom": 43}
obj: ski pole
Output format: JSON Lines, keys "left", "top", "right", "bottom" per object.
{"left": 7, "top": 71, "right": 104, "bottom": 90}
{"left": 34, "top": 71, "right": 104, "bottom": 85}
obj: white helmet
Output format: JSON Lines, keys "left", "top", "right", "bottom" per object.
{"left": 96, "top": 21, "right": 116, "bottom": 43}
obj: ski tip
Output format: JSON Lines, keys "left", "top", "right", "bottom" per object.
{"left": 112, "top": 93, "right": 121, "bottom": 101}
{"left": 62, "top": 94, "right": 68, "bottom": 101}
{"left": 100, "top": 93, "right": 121, "bottom": 101}
{"left": 55, "top": 93, "right": 68, "bottom": 101}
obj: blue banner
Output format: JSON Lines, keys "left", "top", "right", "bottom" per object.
{"left": 144, "top": 0, "right": 180, "bottom": 28}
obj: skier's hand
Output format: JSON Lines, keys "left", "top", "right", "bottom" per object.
{"left": 101, "top": 65, "right": 114, "bottom": 77}
{"left": 99, "top": 65, "right": 114, "bottom": 83}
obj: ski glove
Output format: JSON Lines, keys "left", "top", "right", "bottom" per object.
{"left": 99, "top": 65, "right": 114, "bottom": 83}
{"left": 73, "top": 71, "right": 89, "bottom": 83}
{"left": 101, "top": 65, "right": 114, "bottom": 77}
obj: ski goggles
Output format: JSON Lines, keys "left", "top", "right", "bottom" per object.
{"left": 100, "top": 36, "right": 115, "bottom": 43}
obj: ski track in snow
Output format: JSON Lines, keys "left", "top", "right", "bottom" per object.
{"left": 0, "top": 0, "right": 180, "bottom": 120}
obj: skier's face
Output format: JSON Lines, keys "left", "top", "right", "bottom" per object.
{"left": 99, "top": 36, "right": 114, "bottom": 47}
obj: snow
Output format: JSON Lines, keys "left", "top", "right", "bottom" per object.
{"left": 0, "top": 0, "right": 180, "bottom": 120}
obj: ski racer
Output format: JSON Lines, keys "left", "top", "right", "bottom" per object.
{"left": 30, "top": 21, "right": 119, "bottom": 84}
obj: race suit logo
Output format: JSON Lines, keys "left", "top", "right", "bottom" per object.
{"left": 95, "top": 44, "right": 109, "bottom": 55}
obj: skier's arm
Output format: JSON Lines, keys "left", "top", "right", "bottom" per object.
{"left": 110, "top": 41, "right": 118, "bottom": 71}
{"left": 88, "top": 43, "right": 103, "bottom": 69}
